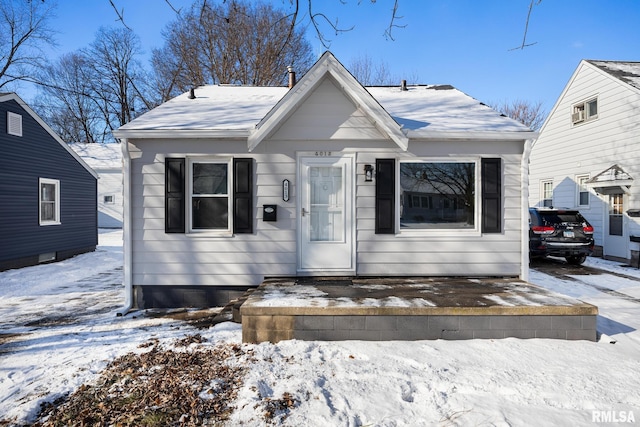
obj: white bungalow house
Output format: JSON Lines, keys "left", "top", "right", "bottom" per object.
{"left": 70, "top": 143, "right": 123, "bottom": 228}
{"left": 114, "top": 52, "right": 536, "bottom": 309}
{"left": 528, "top": 60, "right": 640, "bottom": 264}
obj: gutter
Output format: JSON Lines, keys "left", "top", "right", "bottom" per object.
{"left": 116, "top": 138, "right": 134, "bottom": 316}
{"left": 520, "top": 138, "right": 535, "bottom": 281}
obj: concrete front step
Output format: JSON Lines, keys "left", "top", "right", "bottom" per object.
{"left": 240, "top": 277, "right": 598, "bottom": 343}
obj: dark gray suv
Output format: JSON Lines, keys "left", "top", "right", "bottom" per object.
{"left": 529, "top": 207, "right": 595, "bottom": 265}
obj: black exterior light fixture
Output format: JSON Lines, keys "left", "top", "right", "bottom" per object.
{"left": 364, "top": 164, "right": 374, "bottom": 182}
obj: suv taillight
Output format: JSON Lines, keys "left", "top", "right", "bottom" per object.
{"left": 532, "top": 226, "right": 555, "bottom": 235}
{"left": 583, "top": 225, "right": 594, "bottom": 234}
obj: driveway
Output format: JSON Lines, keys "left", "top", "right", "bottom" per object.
{"left": 530, "top": 257, "right": 640, "bottom": 304}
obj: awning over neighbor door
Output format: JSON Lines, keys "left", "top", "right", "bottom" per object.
{"left": 587, "top": 164, "right": 633, "bottom": 195}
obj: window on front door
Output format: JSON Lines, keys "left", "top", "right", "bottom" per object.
{"left": 609, "top": 193, "right": 623, "bottom": 236}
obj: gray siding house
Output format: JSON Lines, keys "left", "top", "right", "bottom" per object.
{"left": 0, "top": 93, "right": 98, "bottom": 271}
{"left": 114, "top": 52, "right": 536, "bottom": 309}
{"left": 529, "top": 60, "right": 640, "bottom": 264}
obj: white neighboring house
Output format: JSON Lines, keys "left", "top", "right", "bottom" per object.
{"left": 528, "top": 60, "right": 640, "bottom": 264}
{"left": 70, "top": 143, "right": 123, "bottom": 229}
{"left": 114, "top": 52, "right": 536, "bottom": 309}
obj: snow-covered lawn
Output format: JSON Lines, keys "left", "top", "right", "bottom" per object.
{"left": 1, "top": 230, "right": 639, "bottom": 425}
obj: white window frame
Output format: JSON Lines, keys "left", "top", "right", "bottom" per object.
{"left": 398, "top": 158, "right": 480, "bottom": 236}
{"left": 186, "top": 157, "right": 232, "bottom": 235}
{"left": 39, "top": 178, "right": 61, "bottom": 226}
{"left": 576, "top": 174, "right": 590, "bottom": 207}
{"left": 571, "top": 97, "right": 598, "bottom": 125}
{"left": 541, "top": 180, "right": 553, "bottom": 207}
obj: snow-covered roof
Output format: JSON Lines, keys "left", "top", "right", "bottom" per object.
{"left": 69, "top": 143, "right": 122, "bottom": 171}
{"left": 587, "top": 60, "right": 640, "bottom": 90}
{"left": 117, "top": 85, "right": 530, "bottom": 136}
{"left": 115, "top": 52, "right": 533, "bottom": 145}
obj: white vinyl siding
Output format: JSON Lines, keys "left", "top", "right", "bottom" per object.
{"left": 529, "top": 61, "right": 640, "bottom": 255}
{"left": 128, "top": 85, "right": 526, "bottom": 289}
{"left": 271, "top": 78, "right": 386, "bottom": 141}
{"left": 356, "top": 149, "right": 522, "bottom": 277}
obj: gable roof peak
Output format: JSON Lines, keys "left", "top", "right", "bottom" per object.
{"left": 247, "top": 50, "right": 409, "bottom": 151}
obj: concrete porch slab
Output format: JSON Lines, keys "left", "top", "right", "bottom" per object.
{"left": 240, "top": 277, "right": 598, "bottom": 343}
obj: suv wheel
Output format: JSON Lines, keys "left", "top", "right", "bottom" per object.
{"left": 566, "top": 255, "right": 587, "bottom": 265}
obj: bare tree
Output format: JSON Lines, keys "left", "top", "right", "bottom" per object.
{"left": 36, "top": 27, "right": 151, "bottom": 143}
{"left": 37, "top": 52, "right": 107, "bottom": 143}
{"left": 492, "top": 99, "right": 546, "bottom": 131}
{"left": 149, "top": 0, "right": 314, "bottom": 102}
{"left": 0, "top": 0, "right": 56, "bottom": 89}
{"left": 85, "top": 26, "right": 150, "bottom": 130}
{"left": 347, "top": 54, "right": 396, "bottom": 86}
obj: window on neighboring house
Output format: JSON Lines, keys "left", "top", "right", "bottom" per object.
{"left": 188, "top": 158, "right": 231, "bottom": 232}
{"left": 541, "top": 180, "right": 553, "bottom": 207}
{"left": 399, "top": 161, "right": 477, "bottom": 230}
{"left": 577, "top": 175, "right": 590, "bottom": 206}
{"left": 39, "top": 178, "right": 60, "bottom": 225}
{"left": 572, "top": 97, "right": 598, "bottom": 124}
{"left": 104, "top": 195, "right": 114, "bottom": 204}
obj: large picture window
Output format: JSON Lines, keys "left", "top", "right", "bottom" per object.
{"left": 39, "top": 178, "right": 60, "bottom": 225}
{"left": 188, "top": 159, "right": 231, "bottom": 232}
{"left": 400, "top": 161, "right": 477, "bottom": 230}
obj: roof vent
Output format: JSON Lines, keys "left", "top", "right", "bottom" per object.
{"left": 7, "top": 111, "right": 22, "bottom": 136}
{"left": 188, "top": 87, "right": 196, "bottom": 99}
{"left": 288, "top": 66, "right": 296, "bottom": 89}
{"left": 401, "top": 80, "right": 408, "bottom": 91}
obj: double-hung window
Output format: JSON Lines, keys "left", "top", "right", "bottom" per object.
{"left": 399, "top": 160, "right": 478, "bottom": 231}
{"left": 541, "top": 180, "right": 553, "bottom": 207}
{"left": 188, "top": 158, "right": 231, "bottom": 233}
{"left": 39, "top": 178, "right": 60, "bottom": 225}
{"left": 165, "top": 157, "right": 253, "bottom": 235}
{"left": 576, "top": 175, "right": 590, "bottom": 207}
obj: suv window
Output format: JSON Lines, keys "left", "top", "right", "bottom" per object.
{"left": 538, "top": 212, "right": 586, "bottom": 226}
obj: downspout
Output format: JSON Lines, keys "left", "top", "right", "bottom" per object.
{"left": 117, "top": 138, "right": 134, "bottom": 316}
{"left": 520, "top": 138, "right": 535, "bottom": 281}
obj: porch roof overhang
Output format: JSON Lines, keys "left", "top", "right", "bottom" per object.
{"left": 586, "top": 164, "right": 633, "bottom": 195}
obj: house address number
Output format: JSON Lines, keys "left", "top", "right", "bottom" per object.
{"left": 315, "top": 151, "right": 332, "bottom": 156}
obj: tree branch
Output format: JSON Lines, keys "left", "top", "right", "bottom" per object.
{"left": 510, "top": 0, "right": 541, "bottom": 51}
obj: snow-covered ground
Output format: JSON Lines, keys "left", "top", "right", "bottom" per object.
{"left": 1, "top": 230, "right": 639, "bottom": 426}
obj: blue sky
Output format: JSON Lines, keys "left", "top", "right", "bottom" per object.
{"left": 30, "top": 0, "right": 640, "bottom": 113}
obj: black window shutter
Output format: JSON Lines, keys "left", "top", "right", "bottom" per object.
{"left": 375, "top": 159, "right": 395, "bottom": 234}
{"left": 233, "top": 158, "right": 253, "bottom": 234}
{"left": 165, "top": 157, "right": 185, "bottom": 233}
{"left": 481, "top": 158, "right": 502, "bottom": 233}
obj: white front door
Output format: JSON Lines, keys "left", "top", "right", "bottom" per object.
{"left": 604, "top": 192, "right": 628, "bottom": 259}
{"left": 298, "top": 155, "right": 355, "bottom": 273}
